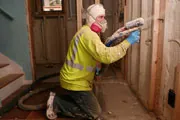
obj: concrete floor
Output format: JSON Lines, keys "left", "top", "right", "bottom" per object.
{"left": 35, "top": 64, "right": 157, "bottom": 120}
{"left": 26, "top": 81, "right": 157, "bottom": 120}
{"left": 1, "top": 64, "right": 157, "bottom": 120}
{"left": 94, "top": 81, "right": 156, "bottom": 120}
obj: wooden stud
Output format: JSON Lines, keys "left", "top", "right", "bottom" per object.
{"left": 149, "top": 0, "right": 161, "bottom": 110}
{"left": 76, "top": 0, "right": 82, "bottom": 30}
{"left": 95, "top": 0, "right": 100, "bottom": 4}
{"left": 172, "top": 63, "right": 180, "bottom": 120}
{"left": 126, "top": 0, "right": 132, "bottom": 85}
{"left": 26, "top": 0, "right": 36, "bottom": 80}
{"left": 124, "top": 0, "right": 129, "bottom": 82}
{"left": 63, "top": 0, "right": 68, "bottom": 60}
{"left": 138, "top": 0, "right": 153, "bottom": 108}
{"left": 130, "top": 0, "right": 140, "bottom": 93}
{"left": 154, "top": 0, "right": 166, "bottom": 114}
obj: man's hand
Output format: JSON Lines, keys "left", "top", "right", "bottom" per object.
{"left": 126, "top": 30, "right": 140, "bottom": 44}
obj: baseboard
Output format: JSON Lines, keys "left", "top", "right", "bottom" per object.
{"left": 23, "top": 80, "right": 33, "bottom": 85}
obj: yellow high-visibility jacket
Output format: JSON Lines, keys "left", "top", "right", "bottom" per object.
{"left": 60, "top": 25, "right": 130, "bottom": 91}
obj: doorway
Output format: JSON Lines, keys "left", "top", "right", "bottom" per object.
{"left": 28, "top": 0, "right": 124, "bottom": 81}
{"left": 28, "top": 0, "right": 77, "bottom": 80}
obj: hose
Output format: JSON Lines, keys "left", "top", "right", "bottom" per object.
{"left": 18, "top": 85, "right": 58, "bottom": 111}
{"left": 0, "top": 72, "right": 60, "bottom": 116}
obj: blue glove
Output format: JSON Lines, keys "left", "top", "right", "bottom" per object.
{"left": 95, "top": 67, "right": 101, "bottom": 76}
{"left": 105, "top": 37, "right": 118, "bottom": 47}
{"left": 127, "top": 30, "right": 140, "bottom": 44}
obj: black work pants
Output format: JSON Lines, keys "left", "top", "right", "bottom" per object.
{"left": 53, "top": 90, "right": 102, "bottom": 120}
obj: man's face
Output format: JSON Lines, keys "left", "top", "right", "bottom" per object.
{"left": 96, "top": 15, "right": 105, "bottom": 22}
{"left": 95, "top": 15, "right": 107, "bottom": 33}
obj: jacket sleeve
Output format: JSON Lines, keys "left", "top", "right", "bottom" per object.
{"left": 80, "top": 31, "right": 131, "bottom": 64}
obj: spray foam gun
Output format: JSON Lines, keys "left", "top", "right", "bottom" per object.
{"left": 105, "top": 17, "right": 145, "bottom": 47}
{"left": 95, "top": 18, "right": 145, "bottom": 76}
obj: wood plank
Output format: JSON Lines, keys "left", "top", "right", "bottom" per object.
{"left": 26, "top": 0, "right": 36, "bottom": 81}
{"left": 149, "top": 0, "right": 161, "bottom": 110}
{"left": 172, "top": 63, "right": 180, "bottom": 120}
{"left": 124, "top": 0, "right": 129, "bottom": 82}
{"left": 83, "top": 0, "right": 95, "bottom": 10}
{"left": 159, "top": 1, "right": 180, "bottom": 119}
{"left": 76, "top": 0, "right": 82, "bottom": 30}
{"left": 129, "top": 0, "right": 140, "bottom": 93}
{"left": 2, "top": 85, "right": 29, "bottom": 105}
{"left": 154, "top": 0, "right": 166, "bottom": 114}
{"left": 138, "top": 0, "right": 153, "bottom": 108}
{"left": 126, "top": 0, "right": 132, "bottom": 85}
{"left": 0, "top": 74, "right": 24, "bottom": 89}
{"left": 95, "top": 0, "right": 100, "bottom": 4}
{"left": 45, "top": 18, "right": 63, "bottom": 63}
{"left": 33, "top": 19, "right": 47, "bottom": 64}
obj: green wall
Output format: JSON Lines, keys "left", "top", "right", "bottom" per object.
{"left": 0, "top": 0, "right": 32, "bottom": 80}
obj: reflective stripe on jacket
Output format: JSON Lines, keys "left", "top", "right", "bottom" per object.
{"left": 60, "top": 25, "right": 131, "bottom": 91}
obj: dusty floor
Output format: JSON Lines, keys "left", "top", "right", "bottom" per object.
{"left": 1, "top": 64, "right": 157, "bottom": 120}
{"left": 94, "top": 81, "right": 156, "bottom": 120}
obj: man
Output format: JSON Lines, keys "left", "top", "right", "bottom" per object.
{"left": 46, "top": 4, "right": 140, "bottom": 120}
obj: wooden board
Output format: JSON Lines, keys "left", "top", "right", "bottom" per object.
{"left": 101, "top": 0, "right": 114, "bottom": 38}
{"left": 76, "top": 0, "right": 82, "bottom": 30}
{"left": 95, "top": 0, "right": 100, "bottom": 4}
{"left": 138, "top": 0, "right": 153, "bottom": 108}
{"left": 45, "top": 18, "right": 62, "bottom": 63}
{"left": 26, "top": 0, "right": 36, "bottom": 81}
{"left": 33, "top": 19, "right": 47, "bottom": 64}
{"left": 159, "top": 0, "right": 180, "bottom": 119}
{"left": 83, "top": 0, "right": 95, "bottom": 9}
{"left": 33, "top": 17, "right": 67, "bottom": 64}
{"left": 126, "top": 0, "right": 132, "bottom": 86}
{"left": 149, "top": 0, "right": 161, "bottom": 110}
{"left": 123, "top": 0, "right": 128, "bottom": 81}
{"left": 172, "top": 63, "right": 180, "bottom": 120}
{"left": 154, "top": 0, "right": 166, "bottom": 115}
{"left": 0, "top": 74, "right": 24, "bottom": 89}
{"left": 129, "top": 0, "right": 140, "bottom": 93}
